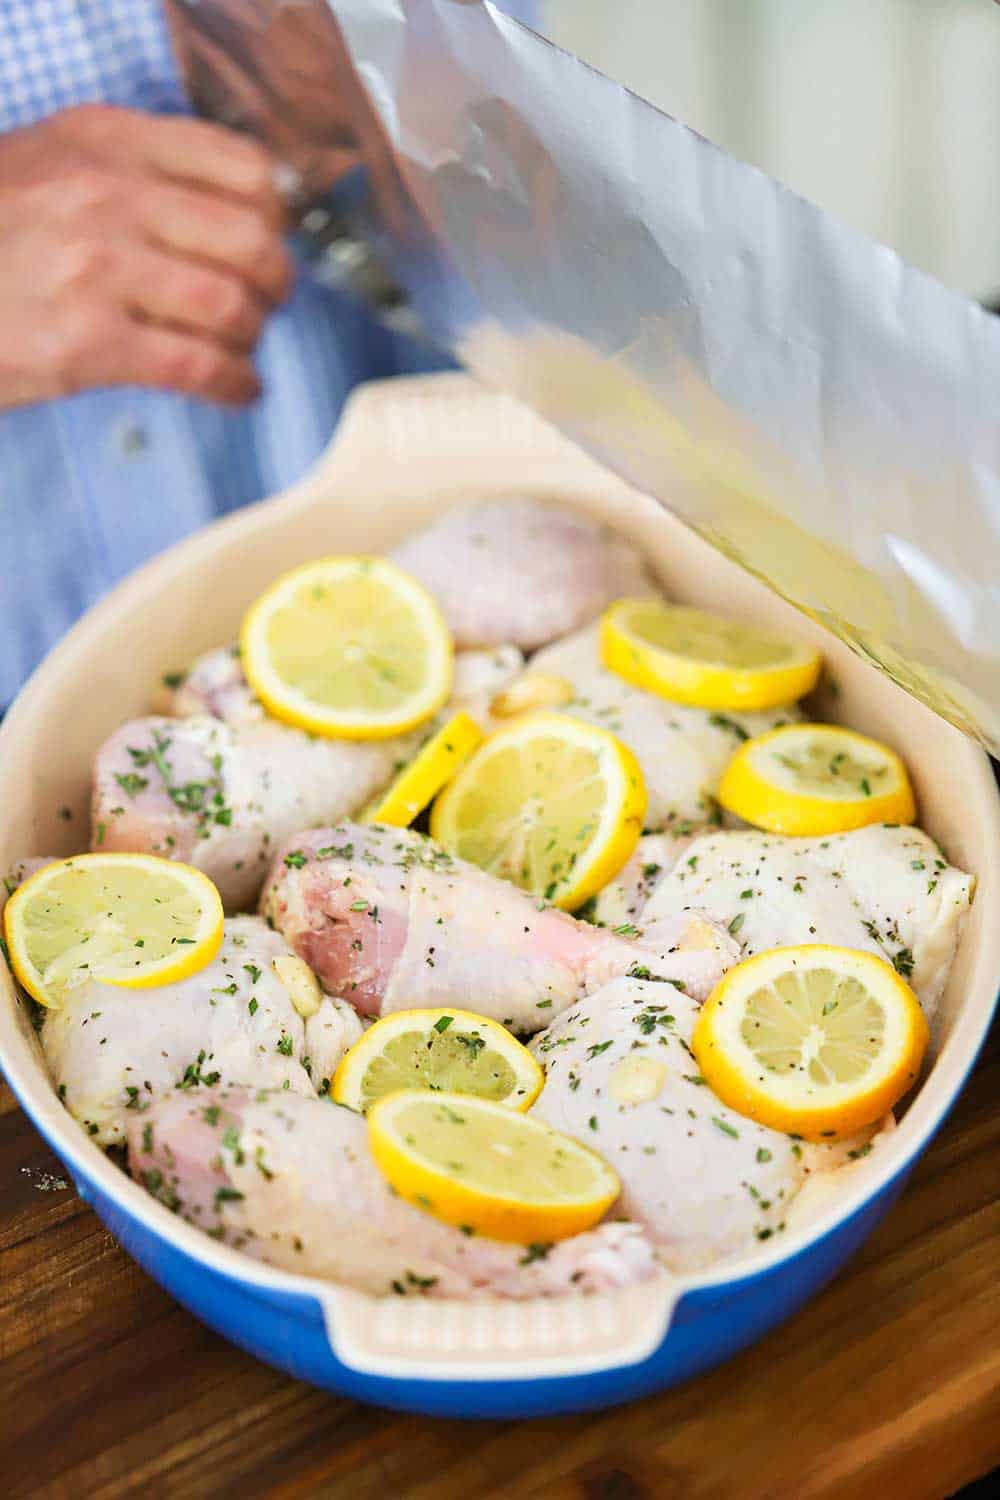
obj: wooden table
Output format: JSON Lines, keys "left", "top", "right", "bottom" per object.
{"left": 2, "top": 1018, "right": 998, "bottom": 1500}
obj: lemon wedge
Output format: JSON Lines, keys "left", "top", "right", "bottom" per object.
{"left": 717, "top": 723, "right": 916, "bottom": 835}
{"left": 692, "top": 945, "right": 929, "bottom": 1140}
{"left": 241, "top": 556, "right": 453, "bottom": 739}
{"left": 333, "top": 1007, "right": 543, "bottom": 1113}
{"left": 601, "top": 598, "right": 821, "bottom": 711}
{"left": 3, "top": 853, "right": 224, "bottom": 1009}
{"left": 362, "top": 713, "right": 482, "bottom": 827}
{"left": 430, "top": 711, "right": 646, "bottom": 910}
{"left": 367, "top": 1090, "right": 620, "bottom": 1242}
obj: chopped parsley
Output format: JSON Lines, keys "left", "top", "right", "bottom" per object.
{"left": 114, "top": 771, "right": 148, "bottom": 798}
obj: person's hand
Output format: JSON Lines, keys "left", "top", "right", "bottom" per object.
{"left": 0, "top": 104, "right": 294, "bottom": 409}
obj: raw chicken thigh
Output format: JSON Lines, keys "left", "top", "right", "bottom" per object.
{"left": 261, "top": 822, "right": 738, "bottom": 1032}
{"left": 389, "top": 498, "right": 652, "bottom": 649}
{"left": 600, "top": 825, "right": 973, "bottom": 1019}
{"left": 126, "top": 1086, "right": 658, "bottom": 1299}
{"left": 528, "top": 625, "right": 801, "bottom": 828}
{"left": 92, "top": 650, "right": 524, "bottom": 910}
{"left": 531, "top": 977, "right": 805, "bottom": 1270}
{"left": 92, "top": 715, "right": 400, "bottom": 912}
{"left": 40, "top": 918, "right": 361, "bottom": 1146}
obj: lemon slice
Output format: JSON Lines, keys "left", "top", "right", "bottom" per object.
{"left": 3, "top": 853, "right": 224, "bottom": 1009}
{"left": 429, "top": 711, "right": 646, "bottom": 910}
{"left": 362, "top": 713, "right": 482, "bottom": 827}
{"left": 601, "top": 598, "right": 821, "bottom": 711}
{"left": 241, "top": 556, "right": 453, "bottom": 739}
{"left": 367, "top": 1090, "right": 620, "bottom": 1242}
{"left": 692, "top": 945, "right": 929, "bottom": 1140}
{"left": 717, "top": 723, "right": 916, "bottom": 835}
{"left": 333, "top": 1007, "right": 543, "bottom": 1112}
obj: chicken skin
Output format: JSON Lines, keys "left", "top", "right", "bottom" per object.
{"left": 598, "top": 824, "right": 973, "bottom": 1019}
{"left": 530, "top": 977, "right": 806, "bottom": 1270}
{"left": 528, "top": 624, "right": 801, "bottom": 828}
{"left": 389, "top": 498, "right": 652, "bottom": 649}
{"left": 126, "top": 1085, "right": 658, "bottom": 1299}
{"left": 260, "top": 823, "right": 739, "bottom": 1032}
{"left": 39, "top": 917, "right": 362, "bottom": 1146}
{"left": 92, "top": 650, "right": 524, "bottom": 911}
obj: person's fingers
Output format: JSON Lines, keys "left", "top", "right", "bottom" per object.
{"left": 55, "top": 304, "right": 261, "bottom": 405}
{"left": 116, "top": 244, "right": 268, "bottom": 352}
{"left": 62, "top": 103, "right": 287, "bottom": 222}
{"left": 138, "top": 180, "right": 294, "bottom": 306}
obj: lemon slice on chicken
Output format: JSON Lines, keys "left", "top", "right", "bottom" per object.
{"left": 333, "top": 1007, "right": 543, "bottom": 1112}
{"left": 692, "top": 945, "right": 929, "bottom": 1140}
{"left": 241, "top": 556, "right": 453, "bottom": 739}
{"left": 601, "top": 598, "right": 821, "bottom": 711}
{"left": 430, "top": 712, "right": 646, "bottom": 910}
{"left": 717, "top": 723, "right": 916, "bottom": 835}
{"left": 3, "top": 853, "right": 224, "bottom": 1009}
{"left": 368, "top": 1090, "right": 620, "bottom": 1242}
{"left": 362, "top": 713, "right": 482, "bottom": 827}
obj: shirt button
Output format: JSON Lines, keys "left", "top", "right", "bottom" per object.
{"left": 114, "top": 420, "right": 149, "bottom": 457}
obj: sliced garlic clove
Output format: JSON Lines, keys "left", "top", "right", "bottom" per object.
{"left": 272, "top": 954, "right": 323, "bottom": 1018}
{"left": 608, "top": 1056, "right": 668, "bottom": 1105}
{"left": 490, "top": 672, "right": 574, "bottom": 718}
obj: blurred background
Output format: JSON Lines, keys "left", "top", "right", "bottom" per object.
{"left": 540, "top": 0, "right": 1000, "bottom": 304}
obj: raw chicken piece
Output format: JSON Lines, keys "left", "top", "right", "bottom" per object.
{"left": 586, "top": 830, "right": 705, "bottom": 926}
{"left": 158, "top": 643, "right": 525, "bottom": 730}
{"left": 156, "top": 647, "right": 263, "bottom": 724}
{"left": 304, "top": 996, "right": 366, "bottom": 1087}
{"left": 529, "top": 624, "right": 801, "bottom": 828}
{"left": 530, "top": 977, "right": 805, "bottom": 1270}
{"left": 92, "top": 715, "right": 402, "bottom": 911}
{"left": 126, "top": 1086, "right": 658, "bottom": 1299}
{"left": 261, "top": 822, "right": 738, "bottom": 1032}
{"left": 39, "top": 918, "right": 347, "bottom": 1146}
{"left": 389, "top": 498, "right": 652, "bottom": 649}
{"left": 94, "top": 649, "right": 527, "bottom": 910}
{"left": 613, "top": 825, "right": 973, "bottom": 1019}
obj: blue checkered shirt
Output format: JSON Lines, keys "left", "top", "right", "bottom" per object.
{"left": 0, "top": 1, "right": 457, "bottom": 706}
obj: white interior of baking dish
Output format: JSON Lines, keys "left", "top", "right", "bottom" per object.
{"left": 1, "top": 374, "right": 997, "bottom": 1379}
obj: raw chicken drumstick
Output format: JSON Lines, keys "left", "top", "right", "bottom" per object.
{"left": 126, "top": 1085, "right": 658, "bottom": 1299}
{"left": 92, "top": 651, "right": 523, "bottom": 911}
{"left": 530, "top": 977, "right": 806, "bottom": 1271}
{"left": 597, "top": 824, "right": 974, "bottom": 1019}
{"left": 260, "top": 823, "right": 739, "bottom": 1033}
{"left": 40, "top": 917, "right": 362, "bottom": 1145}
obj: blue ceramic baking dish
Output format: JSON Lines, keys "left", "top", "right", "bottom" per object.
{"left": 2, "top": 376, "right": 997, "bottom": 1417}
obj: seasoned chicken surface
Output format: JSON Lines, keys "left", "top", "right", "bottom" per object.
{"left": 261, "top": 823, "right": 738, "bottom": 1032}
{"left": 92, "top": 715, "right": 399, "bottom": 911}
{"left": 126, "top": 1086, "right": 658, "bottom": 1299}
{"left": 530, "top": 978, "right": 806, "bottom": 1270}
{"left": 40, "top": 918, "right": 361, "bottom": 1146}
{"left": 92, "top": 649, "right": 524, "bottom": 910}
{"left": 528, "top": 625, "right": 801, "bottom": 828}
{"left": 389, "top": 499, "right": 652, "bottom": 649}
{"left": 600, "top": 825, "right": 973, "bottom": 1019}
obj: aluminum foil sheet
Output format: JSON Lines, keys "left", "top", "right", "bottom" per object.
{"left": 167, "top": 0, "right": 1000, "bottom": 751}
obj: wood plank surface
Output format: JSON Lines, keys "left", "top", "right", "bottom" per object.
{"left": 2, "top": 1013, "right": 998, "bottom": 1500}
